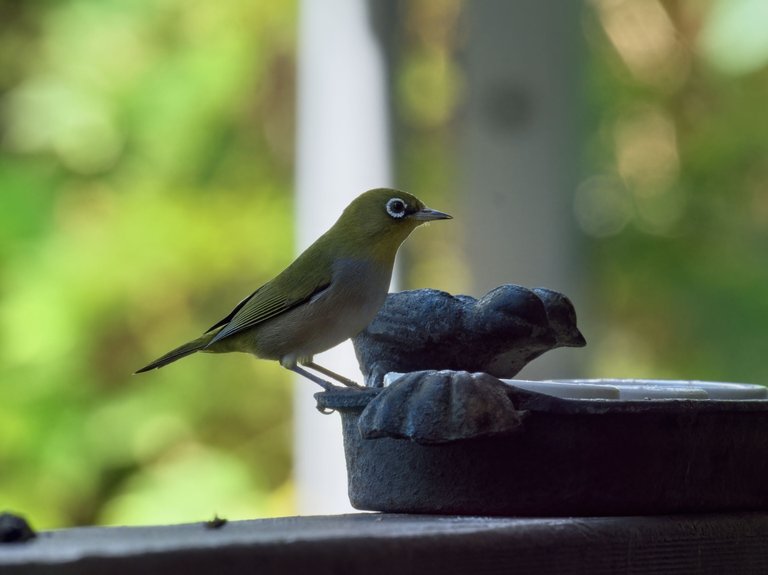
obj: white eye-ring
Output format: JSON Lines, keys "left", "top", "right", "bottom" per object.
{"left": 386, "top": 197, "right": 407, "bottom": 218}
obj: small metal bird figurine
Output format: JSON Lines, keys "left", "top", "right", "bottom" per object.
{"left": 136, "top": 188, "right": 451, "bottom": 390}
{"left": 352, "top": 285, "right": 586, "bottom": 387}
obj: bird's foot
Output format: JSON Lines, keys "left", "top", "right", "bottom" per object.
{"left": 288, "top": 365, "right": 336, "bottom": 391}
{"left": 303, "top": 361, "right": 364, "bottom": 389}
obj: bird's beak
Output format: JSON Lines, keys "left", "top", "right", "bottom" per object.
{"left": 564, "top": 328, "right": 587, "bottom": 348}
{"left": 411, "top": 207, "right": 453, "bottom": 221}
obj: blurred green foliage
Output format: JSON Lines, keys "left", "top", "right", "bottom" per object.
{"left": 2, "top": 0, "right": 767, "bottom": 530}
{"left": 581, "top": 0, "right": 768, "bottom": 382}
{"left": 0, "top": 0, "right": 297, "bottom": 527}
{"left": 395, "top": 0, "right": 468, "bottom": 294}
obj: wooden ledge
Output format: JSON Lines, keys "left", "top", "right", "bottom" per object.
{"left": 2, "top": 513, "right": 768, "bottom": 574}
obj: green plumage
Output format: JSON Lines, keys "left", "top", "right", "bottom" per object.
{"left": 135, "top": 188, "right": 451, "bottom": 388}
{"left": 134, "top": 333, "right": 215, "bottom": 373}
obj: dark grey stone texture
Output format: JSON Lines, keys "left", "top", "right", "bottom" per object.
{"left": 316, "top": 372, "right": 768, "bottom": 516}
{"left": 352, "top": 285, "right": 585, "bottom": 387}
{"left": 358, "top": 371, "right": 525, "bottom": 443}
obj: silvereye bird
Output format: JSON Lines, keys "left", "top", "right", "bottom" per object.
{"left": 136, "top": 188, "right": 452, "bottom": 390}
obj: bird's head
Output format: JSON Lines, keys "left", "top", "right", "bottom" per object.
{"left": 533, "top": 288, "right": 587, "bottom": 348}
{"left": 335, "top": 188, "right": 452, "bottom": 248}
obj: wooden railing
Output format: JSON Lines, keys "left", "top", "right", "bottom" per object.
{"left": 2, "top": 513, "right": 768, "bottom": 574}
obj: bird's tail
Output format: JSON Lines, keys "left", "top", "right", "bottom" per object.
{"left": 134, "top": 333, "right": 214, "bottom": 374}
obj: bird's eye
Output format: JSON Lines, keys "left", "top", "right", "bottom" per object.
{"left": 386, "top": 198, "right": 407, "bottom": 219}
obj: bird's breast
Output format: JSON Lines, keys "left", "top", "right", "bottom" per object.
{"left": 243, "top": 257, "right": 393, "bottom": 362}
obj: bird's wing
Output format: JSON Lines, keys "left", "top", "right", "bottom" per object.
{"left": 204, "top": 287, "right": 264, "bottom": 333}
{"left": 206, "top": 273, "right": 332, "bottom": 347}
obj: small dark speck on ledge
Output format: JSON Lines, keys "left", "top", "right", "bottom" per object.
{"left": 204, "top": 515, "right": 228, "bottom": 529}
{"left": 0, "top": 512, "right": 36, "bottom": 543}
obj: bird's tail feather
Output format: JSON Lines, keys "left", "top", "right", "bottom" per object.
{"left": 135, "top": 334, "right": 212, "bottom": 374}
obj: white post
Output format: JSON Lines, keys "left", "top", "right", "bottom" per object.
{"left": 294, "top": 0, "right": 392, "bottom": 514}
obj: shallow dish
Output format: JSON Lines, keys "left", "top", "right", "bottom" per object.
{"left": 317, "top": 372, "right": 768, "bottom": 516}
